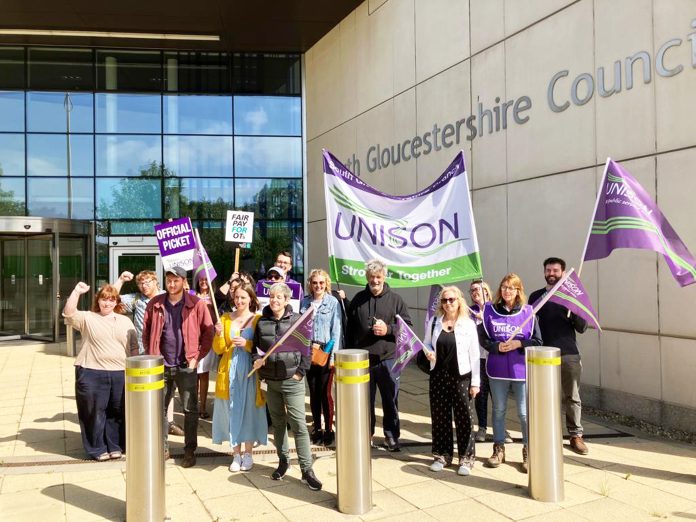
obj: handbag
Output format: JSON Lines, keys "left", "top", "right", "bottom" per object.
{"left": 311, "top": 342, "right": 330, "bottom": 366}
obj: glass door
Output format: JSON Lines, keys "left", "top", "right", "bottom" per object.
{"left": 27, "top": 235, "right": 54, "bottom": 339}
{"left": 0, "top": 237, "right": 25, "bottom": 337}
{"left": 109, "top": 246, "right": 162, "bottom": 295}
{"left": 58, "top": 236, "right": 88, "bottom": 339}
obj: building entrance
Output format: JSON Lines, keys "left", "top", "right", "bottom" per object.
{"left": 0, "top": 217, "right": 93, "bottom": 342}
{"left": 108, "top": 237, "right": 162, "bottom": 295}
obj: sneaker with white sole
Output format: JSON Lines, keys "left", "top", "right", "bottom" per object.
{"left": 457, "top": 464, "right": 471, "bottom": 476}
{"left": 504, "top": 431, "right": 513, "bottom": 443}
{"left": 240, "top": 452, "right": 253, "bottom": 471}
{"left": 229, "top": 454, "right": 242, "bottom": 472}
{"left": 429, "top": 457, "right": 447, "bottom": 472}
{"left": 475, "top": 427, "right": 487, "bottom": 442}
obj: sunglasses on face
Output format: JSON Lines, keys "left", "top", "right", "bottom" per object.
{"left": 268, "top": 274, "right": 282, "bottom": 280}
{"left": 440, "top": 297, "right": 457, "bottom": 304}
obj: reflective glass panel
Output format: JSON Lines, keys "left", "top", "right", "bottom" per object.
{"left": 96, "top": 178, "right": 162, "bottom": 219}
{"left": 96, "top": 135, "right": 162, "bottom": 177}
{"left": 0, "top": 178, "right": 25, "bottom": 215}
{"left": 253, "top": 220, "right": 304, "bottom": 280}
{"left": 96, "top": 50, "right": 162, "bottom": 92}
{"left": 234, "top": 96, "right": 301, "bottom": 136}
{"left": 0, "top": 92, "right": 25, "bottom": 131}
{"left": 163, "top": 95, "right": 232, "bottom": 135}
{"left": 234, "top": 137, "right": 301, "bottom": 178}
{"left": 164, "top": 178, "right": 233, "bottom": 220}
{"left": 164, "top": 52, "right": 231, "bottom": 93}
{"left": 164, "top": 136, "right": 232, "bottom": 177}
{"left": 27, "top": 177, "right": 93, "bottom": 219}
{"left": 28, "top": 48, "right": 94, "bottom": 91}
{"left": 109, "top": 221, "right": 160, "bottom": 235}
{"left": 95, "top": 93, "right": 161, "bottom": 134}
{"left": 0, "top": 47, "right": 25, "bottom": 89}
{"left": 233, "top": 54, "right": 301, "bottom": 95}
{"left": 0, "top": 134, "right": 25, "bottom": 176}
{"left": 27, "top": 134, "right": 94, "bottom": 176}
{"left": 27, "top": 92, "right": 93, "bottom": 133}
{"left": 234, "top": 179, "right": 302, "bottom": 219}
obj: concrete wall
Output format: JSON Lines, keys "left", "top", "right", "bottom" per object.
{"left": 304, "top": 0, "right": 696, "bottom": 431}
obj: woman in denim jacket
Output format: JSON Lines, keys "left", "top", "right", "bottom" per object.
{"left": 299, "top": 269, "right": 342, "bottom": 446}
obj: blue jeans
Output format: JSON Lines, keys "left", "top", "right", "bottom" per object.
{"left": 489, "top": 378, "right": 527, "bottom": 445}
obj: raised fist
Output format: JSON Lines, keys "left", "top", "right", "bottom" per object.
{"left": 119, "top": 271, "right": 134, "bottom": 282}
{"left": 74, "top": 282, "right": 90, "bottom": 294}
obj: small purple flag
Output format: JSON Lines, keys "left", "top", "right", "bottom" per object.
{"left": 193, "top": 235, "right": 217, "bottom": 283}
{"left": 424, "top": 285, "right": 442, "bottom": 332}
{"left": 271, "top": 307, "right": 314, "bottom": 356}
{"left": 392, "top": 315, "right": 429, "bottom": 374}
{"left": 546, "top": 270, "right": 601, "bottom": 331}
{"left": 584, "top": 159, "right": 696, "bottom": 287}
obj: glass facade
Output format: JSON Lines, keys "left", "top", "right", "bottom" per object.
{"left": 0, "top": 48, "right": 304, "bottom": 282}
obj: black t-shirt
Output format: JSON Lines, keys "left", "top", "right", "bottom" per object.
{"left": 528, "top": 288, "right": 587, "bottom": 356}
{"left": 433, "top": 330, "right": 459, "bottom": 375}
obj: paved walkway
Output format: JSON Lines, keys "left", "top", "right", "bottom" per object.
{"left": 1, "top": 341, "right": 695, "bottom": 521}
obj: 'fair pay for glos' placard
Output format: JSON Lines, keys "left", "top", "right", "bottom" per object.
{"left": 225, "top": 211, "right": 254, "bottom": 245}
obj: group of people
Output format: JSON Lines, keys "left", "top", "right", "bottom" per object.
{"left": 62, "top": 250, "right": 588, "bottom": 488}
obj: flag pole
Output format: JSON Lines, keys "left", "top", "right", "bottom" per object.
{"left": 504, "top": 269, "right": 573, "bottom": 343}
{"left": 247, "top": 306, "right": 314, "bottom": 377}
{"left": 577, "top": 158, "right": 611, "bottom": 279}
{"left": 194, "top": 228, "right": 220, "bottom": 324}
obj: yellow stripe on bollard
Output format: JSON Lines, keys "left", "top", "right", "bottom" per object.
{"left": 336, "top": 360, "right": 369, "bottom": 370}
{"left": 126, "top": 365, "right": 164, "bottom": 377}
{"left": 127, "top": 380, "right": 165, "bottom": 392}
{"left": 527, "top": 357, "right": 561, "bottom": 366}
{"left": 336, "top": 374, "right": 370, "bottom": 384}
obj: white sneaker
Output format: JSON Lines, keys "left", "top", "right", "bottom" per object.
{"left": 240, "top": 452, "right": 253, "bottom": 471}
{"left": 457, "top": 464, "right": 471, "bottom": 476}
{"left": 504, "top": 431, "right": 513, "bottom": 443}
{"left": 429, "top": 458, "right": 446, "bottom": 472}
{"left": 475, "top": 427, "right": 487, "bottom": 442}
{"left": 229, "top": 454, "right": 242, "bottom": 472}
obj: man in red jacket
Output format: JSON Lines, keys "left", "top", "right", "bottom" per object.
{"left": 142, "top": 266, "right": 214, "bottom": 467}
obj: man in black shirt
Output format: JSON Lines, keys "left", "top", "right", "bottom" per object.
{"left": 529, "top": 257, "right": 589, "bottom": 455}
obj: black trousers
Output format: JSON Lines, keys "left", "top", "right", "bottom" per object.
{"left": 307, "top": 363, "right": 332, "bottom": 432}
{"left": 474, "top": 358, "right": 490, "bottom": 429}
{"left": 429, "top": 370, "right": 475, "bottom": 466}
{"left": 75, "top": 366, "right": 125, "bottom": 459}
{"left": 163, "top": 366, "right": 198, "bottom": 451}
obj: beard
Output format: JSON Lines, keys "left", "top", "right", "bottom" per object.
{"left": 545, "top": 275, "right": 559, "bottom": 286}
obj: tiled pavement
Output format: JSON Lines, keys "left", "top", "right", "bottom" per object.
{"left": 1, "top": 340, "right": 695, "bottom": 521}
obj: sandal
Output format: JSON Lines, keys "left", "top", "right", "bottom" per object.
{"left": 96, "top": 453, "right": 111, "bottom": 462}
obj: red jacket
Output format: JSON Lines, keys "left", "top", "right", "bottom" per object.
{"left": 142, "top": 292, "right": 214, "bottom": 363}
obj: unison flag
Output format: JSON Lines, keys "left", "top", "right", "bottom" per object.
{"left": 536, "top": 269, "right": 601, "bottom": 331}
{"left": 272, "top": 307, "right": 314, "bottom": 356}
{"left": 323, "top": 149, "right": 482, "bottom": 288}
{"left": 424, "top": 285, "right": 442, "bottom": 332}
{"left": 584, "top": 159, "right": 696, "bottom": 287}
{"left": 392, "top": 315, "right": 429, "bottom": 374}
{"left": 193, "top": 234, "right": 217, "bottom": 283}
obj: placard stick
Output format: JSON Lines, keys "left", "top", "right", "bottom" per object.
{"left": 194, "top": 228, "right": 220, "bottom": 324}
{"left": 234, "top": 247, "right": 240, "bottom": 273}
{"left": 247, "top": 307, "right": 314, "bottom": 377}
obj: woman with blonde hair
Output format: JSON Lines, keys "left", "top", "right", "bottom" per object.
{"left": 423, "top": 285, "right": 480, "bottom": 476}
{"left": 478, "top": 273, "right": 542, "bottom": 473}
{"left": 299, "top": 268, "right": 342, "bottom": 446}
{"left": 212, "top": 283, "right": 267, "bottom": 472}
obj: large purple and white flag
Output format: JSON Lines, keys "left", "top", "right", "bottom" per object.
{"left": 424, "top": 285, "right": 442, "bottom": 332}
{"left": 533, "top": 269, "right": 601, "bottom": 331}
{"left": 584, "top": 159, "right": 696, "bottom": 287}
{"left": 324, "top": 149, "right": 482, "bottom": 288}
{"left": 193, "top": 234, "right": 217, "bottom": 283}
{"left": 392, "top": 315, "right": 429, "bottom": 374}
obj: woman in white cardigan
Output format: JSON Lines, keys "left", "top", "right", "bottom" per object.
{"left": 423, "top": 286, "right": 480, "bottom": 476}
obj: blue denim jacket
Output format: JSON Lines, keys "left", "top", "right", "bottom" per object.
{"left": 300, "top": 293, "right": 342, "bottom": 362}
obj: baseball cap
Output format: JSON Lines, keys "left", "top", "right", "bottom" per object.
{"left": 267, "top": 266, "right": 285, "bottom": 279}
{"left": 165, "top": 266, "right": 187, "bottom": 278}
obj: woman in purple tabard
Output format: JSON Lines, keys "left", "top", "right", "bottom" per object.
{"left": 423, "top": 286, "right": 480, "bottom": 476}
{"left": 478, "top": 273, "right": 542, "bottom": 473}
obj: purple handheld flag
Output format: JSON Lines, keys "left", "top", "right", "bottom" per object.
{"left": 392, "top": 315, "right": 429, "bottom": 374}
{"left": 271, "top": 307, "right": 314, "bottom": 357}
{"left": 583, "top": 159, "right": 696, "bottom": 287}
{"left": 193, "top": 234, "right": 217, "bottom": 283}
{"left": 541, "top": 269, "right": 601, "bottom": 331}
{"left": 424, "top": 285, "right": 442, "bottom": 333}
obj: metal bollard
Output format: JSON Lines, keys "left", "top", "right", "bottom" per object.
{"left": 335, "top": 349, "right": 372, "bottom": 515}
{"left": 126, "top": 355, "right": 166, "bottom": 521}
{"left": 527, "top": 346, "right": 564, "bottom": 502}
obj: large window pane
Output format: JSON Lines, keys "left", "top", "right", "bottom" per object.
{"left": 165, "top": 178, "right": 233, "bottom": 220}
{"left": 251, "top": 220, "right": 304, "bottom": 280}
{"left": 163, "top": 95, "right": 232, "bottom": 135}
{"left": 0, "top": 92, "right": 25, "bottom": 131}
{"left": 234, "top": 96, "right": 301, "bottom": 136}
{"left": 96, "top": 178, "right": 162, "bottom": 219}
{"left": 0, "top": 134, "right": 25, "bottom": 176}
{"left": 95, "top": 93, "right": 161, "bottom": 134}
{"left": 164, "top": 52, "right": 231, "bottom": 93}
{"left": 233, "top": 54, "right": 301, "bottom": 95}
{"left": 96, "top": 135, "right": 161, "bottom": 177}
{"left": 27, "top": 178, "right": 93, "bottom": 219}
{"left": 27, "top": 92, "right": 94, "bottom": 133}
{"left": 164, "top": 136, "right": 232, "bottom": 177}
{"left": 234, "top": 137, "right": 301, "bottom": 178}
{"left": 235, "top": 179, "right": 302, "bottom": 219}
{"left": 0, "top": 48, "right": 25, "bottom": 89}
{"left": 0, "top": 178, "right": 25, "bottom": 215}
{"left": 27, "top": 135, "right": 93, "bottom": 177}
{"left": 108, "top": 221, "right": 161, "bottom": 235}
{"left": 96, "top": 50, "right": 162, "bottom": 92}
{"left": 28, "top": 48, "right": 94, "bottom": 91}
